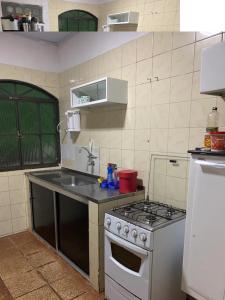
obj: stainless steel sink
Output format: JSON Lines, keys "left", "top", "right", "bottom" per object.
{"left": 54, "top": 176, "right": 95, "bottom": 187}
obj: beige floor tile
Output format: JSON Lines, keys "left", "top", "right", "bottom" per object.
{"left": 50, "top": 275, "right": 91, "bottom": 300}
{"left": 16, "top": 286, "right": 60, "bottom": 300}
{"left": 19, "top": 239, "right": 45, "bottom": 256}
{"left": 38, "top": 260, "right": 73, "bottom": 283}
{"left": 0, "top": 237, "right": 14, "bottom": 252}
{"left": 4, "top": 270, "right": 46, "bottom": 298}
{"left": 26, "top": 249, "right": 57, "bottom": 268}
{"left": 76, "top": 291, "right": 105, "bottom": 300}
{"left": 0, "top": 255, "right": 33, "bottom": 280}
{"left": 0, "top": 277, "right": 13, "bottom": 300}
{"left": 9, "top": 231, "right": 37, "bottom": 247}
{"left": 0, "top": 246, "right": 22, "bottom": 262}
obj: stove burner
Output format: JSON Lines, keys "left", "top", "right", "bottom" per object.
{"left": 112, "top": 201, "right": 186, "bottom": 229}
{"left": 145, "top": 215, "right": 157, "bottom": 224}
{"left": 121, "top": 207, "right": 134, "bottom": 217}
{"left": 166, "top": 206, "right": 176, "bottom": 218}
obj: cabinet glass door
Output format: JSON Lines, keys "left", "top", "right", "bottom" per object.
{"left": 31, "top": 183, "right": 56, "bottom": 248}
{"left": 73, "top": 79, "right": 106, "bottom": 106}
{"left": 57, "top": 194, "right": 89, "bottom": 275}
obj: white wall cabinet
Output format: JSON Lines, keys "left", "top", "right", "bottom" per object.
{"left": 200, "top": 41, "right": 225, "bottom": 95}
{"left": 107, "top": 11, "right": 139, "bottom": 26}
{"left": 70, "top": 77, "right": 128, "bottom": 108}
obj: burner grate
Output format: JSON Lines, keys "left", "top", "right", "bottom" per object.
{"left": 112, "top": 201, "right": 186, "bottom": 229}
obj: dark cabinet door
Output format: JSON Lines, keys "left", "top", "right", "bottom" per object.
{"left": 31, "top": 183, "right": 56, "bottom": 248}
{"left": 57, "top": 194, "right": 89, "bottom": 275}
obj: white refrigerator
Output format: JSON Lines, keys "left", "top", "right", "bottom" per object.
{"left": 182, "top": 152, "right": 225, "bottom": 300}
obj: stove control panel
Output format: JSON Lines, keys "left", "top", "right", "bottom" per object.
{"left": 104, "top": 213, "right": 153, "bottom": 250}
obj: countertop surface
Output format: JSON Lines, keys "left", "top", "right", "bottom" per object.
{"left": 188, "top": 150, "right": 225, "bottom": 156}
{"left": 27, "top": 168, "right": 144, "bottom": 204}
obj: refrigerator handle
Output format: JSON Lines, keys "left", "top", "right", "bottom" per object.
{"left": 195, "top": 159, "right": 225, "bottom": 169}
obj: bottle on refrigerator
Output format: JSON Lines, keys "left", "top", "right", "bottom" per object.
{"left": 206, "top": 107, "right": 219, "bottom": 132}
{"left": 204, "top": 107, "right": 219, "bottom": 149}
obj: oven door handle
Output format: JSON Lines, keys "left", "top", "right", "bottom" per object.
{"left": 105, "top": 230, "right": 149, "bottom": 257}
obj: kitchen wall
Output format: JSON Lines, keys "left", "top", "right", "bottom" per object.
{"left": 98, "top": 0, "right": 180, "bottom": 31}
{"left": 58, "top": 32, "right": 225, "bottom": 210}
{"left": 0, "top": 35, "right": 60, "bottom": 238}
{"left": 0, "top": 32, "right": 144, "bottom": 238}
{"left": 48, "top": 0, "right": 99, "bottom": 31}
{"left": 1, "top": 31, "right": 225, "bottom": 237}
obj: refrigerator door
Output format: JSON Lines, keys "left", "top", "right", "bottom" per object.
{"left": 182, "top": 155, "right": 225, "bottom": 300}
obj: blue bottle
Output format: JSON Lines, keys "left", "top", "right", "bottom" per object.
{"left": 107, "top": 164, "right": 114, "bottom": 185}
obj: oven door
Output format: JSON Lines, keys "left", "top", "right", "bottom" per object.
{"left": 105, "top": 230, "right": 151, "bottom": 300}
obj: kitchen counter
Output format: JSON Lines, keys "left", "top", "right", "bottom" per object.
{"left": 188, "top": 150, "right": 225, "bottom": 156}
{"left": 27, "top": 168, "right": 144, "bottom": 204}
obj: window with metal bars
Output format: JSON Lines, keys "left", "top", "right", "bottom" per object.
{"left": 0, "top": 80, "right": 60, "bottom": 171}
{"left": 58, "top": 10, "right": 98, "bottom": 32}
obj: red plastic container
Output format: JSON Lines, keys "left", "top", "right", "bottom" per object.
{"left": 118, "top": 170, "right": 138, "bottom": 194}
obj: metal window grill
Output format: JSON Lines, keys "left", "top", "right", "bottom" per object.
{"left": 0, "top": 80, "right": 60, "bottom": 171}
{"left": 58, "top": 10, "right": 98, "bottom": 32}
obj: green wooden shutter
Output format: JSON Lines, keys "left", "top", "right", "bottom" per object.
{"left": 0, "top": 99, "right": 20, "bottom": 169}
{"left": 58, "top": 10, "right": 98, "bottom": 32}
{"left": 18, "top": 101, "right": 41, "bottom": 165}
{"left": 0, "top": 81, "right": 60, "bottom": 171}
{"left": 40, "top": 103, "right": 58, "bottom": 164}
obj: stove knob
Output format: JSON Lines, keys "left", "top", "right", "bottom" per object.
{"left": 116, "top": 222, "right": 122, "bottom": 231}
{"left": 131, "top": 229, "right": 138, "bottom": 238}
{"left": 123, "top": 225, "right": 129, "bottom": 234}
{"left": 106, "top": 218, "right": 111, "bottom": 227}
{"left": 140, "top": 233, "right": 147, "bottom": 242}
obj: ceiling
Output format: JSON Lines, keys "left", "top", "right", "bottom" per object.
{"left": 15, "top": 32, "right": 76, "bottom": 44}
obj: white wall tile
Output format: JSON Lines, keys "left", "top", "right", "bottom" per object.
{"left": 0, "top": 177, "right": 9, "bottom": 192}
{"left": 167, "top": 128, "right": 189, "bottom": 153}
{"left": 171, "top": 44, "right": 194, "bottom": 76}
{"left": 0, "top": 192, "right": 10, "bottom": 207}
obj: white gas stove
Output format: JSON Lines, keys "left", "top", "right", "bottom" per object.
{"left": 104, "top": 201, "right": 186, "bottom": 300}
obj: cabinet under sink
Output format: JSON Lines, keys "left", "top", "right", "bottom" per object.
{"left": 31, "top": 183, "right": 56, "bottom": 248}
{"left": 57, "top": 193, "right": 89, "bottom": 275}
{"left": 30, "top": 182, "right": 89, "bottom": 275}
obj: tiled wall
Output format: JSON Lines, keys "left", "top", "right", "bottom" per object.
{"left": 0, "top": 63, "right": 59, "bottom": 237}
{"left": 99, "top": 0, "right": 180, "bottom": 31}
{"left": 48, "top": 0, "right": 99, "bottom": 31}
{"left": 58, "top": 32, "right": 225, "bottom": 209}
{"left": 1, "top": 32, "right": 225, "bottom": 237}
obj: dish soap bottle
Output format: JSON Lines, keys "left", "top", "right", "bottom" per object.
{"left": 107, "top": 163, "right": 114, "bottom": 185}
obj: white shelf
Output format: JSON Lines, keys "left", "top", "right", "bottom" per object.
{"left": 107, "top": 11, "right": 139, "bottom": 26}
{"left": 70, "top": 77, "right": 128, "bottom": 109}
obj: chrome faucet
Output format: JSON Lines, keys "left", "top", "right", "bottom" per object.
{"left": 80, "top": 146, "right": 97, "bottom": 167}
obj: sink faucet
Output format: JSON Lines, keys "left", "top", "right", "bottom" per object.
{"left": 80, "top": 146, "right": 97, "bottom": 167}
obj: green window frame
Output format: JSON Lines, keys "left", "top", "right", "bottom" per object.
{"left": 58, "top": 10, "right": 98, "bottom": 32}
{"left": 0, "top": 80, "right": 60, "bottom": 171}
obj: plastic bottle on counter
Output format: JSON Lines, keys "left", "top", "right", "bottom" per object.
{"left": 107, "top": 163, "right": 114, "bottom": 186}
